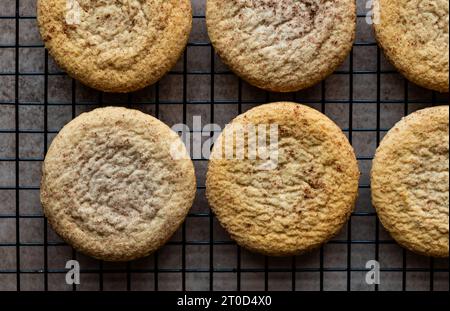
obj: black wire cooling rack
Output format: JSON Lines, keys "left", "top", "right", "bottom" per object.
{"left": 0, "top": 0, "right": 449, "bottom": 292}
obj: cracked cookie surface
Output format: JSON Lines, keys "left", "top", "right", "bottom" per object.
{"left": 373, "top": 0, "right": 449, "bottom": 92}
{"left": 37, "top": 0, "right": 191, "bottom": 92}
{"left": 371, "top": 106, "right": 449, "bottom": 258}
{"left": 206, "top": 102, "right": 360, "bottom": 256}
{"left": 41, "top": 107, "right": 196, "bottom": 261}
{"left": 206, "top": 0, "right": 356, "bottom": 92}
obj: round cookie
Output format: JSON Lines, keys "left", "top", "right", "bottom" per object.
{"left": 371, "top": 106, "right": 449, "bottom": 258}
{"left": 37, "top": 0, "right": 192, "bottom": 93}
{"left": 206, "top": 102, "right": 360, "bottom": 256}
{"left": 373, "top": 0, "right": 449, "bottom": 92}
{"left": 206, "top": 0, "right": 356, "bottom": 92}
{"left": 41, "top": 107, "right": 196, "bottom": 261}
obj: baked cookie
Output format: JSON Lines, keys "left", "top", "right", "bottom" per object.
{"left": 37, "top": 0, "right": 192, "bottom": 93}
{"left": 371, "top": 106, "right": 449, "bottom": 258}
{"left": 373, "top": 0, "right": 449, "bottom": 92}
{"left": 206, "top": 102, "right": 360, "bottom": 256}
{"left": 206, "top": 0, "right": 356, "bottom": 92}
{"left": 41, "top": 107, "right": 196, "bottom": 261}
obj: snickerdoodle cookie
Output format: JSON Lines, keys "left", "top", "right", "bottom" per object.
{"left": 373, "top": 0, "right": 449, "bottom": 92}
{"left": 206, "top": 102, "right": 360, "bottom": 256}
{"left": 371, "top": 106, "right": 449, "bottom": 258}
{"left": 37, "top": 0, "right": 192, "bottom": 93}
{"left": 41, "top": 107, "right": 196, "bottom": 261}
{"left": 206, "top": 0, "right": 356, "bottom": 92}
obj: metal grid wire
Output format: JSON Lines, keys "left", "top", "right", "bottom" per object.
{"left": 0, "top": 0, "right": 449, "bottom": 291}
